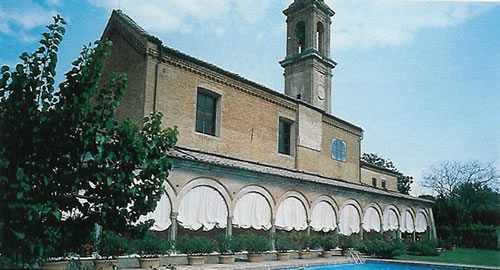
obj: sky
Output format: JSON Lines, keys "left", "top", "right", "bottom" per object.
{"left": 1, "top": 0, "right": 499, "bottom": 196}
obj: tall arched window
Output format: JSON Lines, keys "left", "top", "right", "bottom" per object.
{"left": 316, "top": 22, "right": 324, "bottom": 52}
{"left": 295, "top": 21, "right": 306, "bottom": 54}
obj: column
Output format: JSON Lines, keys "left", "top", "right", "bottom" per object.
{"left": 226, "top": 216, "right": 233, "bottom": 236}
{"left": 359, "top": 222, "right": 364, "bottom": 241}
{"left": 270, "top": 218, "right": 276, "bottom": 251}
{"left": 397, "top": 224, "right": 402, "bottom": 240}
{"left": 169, "top": 212, "right": 178, "bottom": 241}
{"left": 412, "top": 231, "right": 416, "bottom": 242}
{"left": 306, "top": 219, "right": 311, "bottom": 235}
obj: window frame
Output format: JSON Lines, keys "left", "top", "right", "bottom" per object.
{"left": 278, "top": 117, "right": 294, "bottom": 156}
{"left": 331, "top": 138, "right": 347, "bottom": 162}
{"left": 381, "top": 179, "right": 387, "bottom": 190}
{"left": 372, "top": 177, "right": 377, "bottom": 187}
{"left": 195, "top": 87, "right": 221, "bottom": 137}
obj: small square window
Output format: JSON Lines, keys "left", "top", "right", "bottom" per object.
{"left": 331, "top": 139, "right": 346, "bottom": 161}
{"left": 372, "top": 177, "right": 377, "bottom": 187}
{"left": 278, "top": 118, "right": 293, "bottom": 155}
{"left": 195, "top": 89, "right": 219, "bottom": 136}
{"left": 382, "top": 180, "right": 387, "bottom": 189}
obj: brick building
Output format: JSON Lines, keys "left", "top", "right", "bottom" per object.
{"left": 100, "top": 0, "right": 436, "bottom": 243}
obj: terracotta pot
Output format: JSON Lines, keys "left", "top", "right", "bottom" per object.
{"left": 218, "top": 255, "right": 236, "bottom": 264}
{"left": 298, "top": 251, "right": 311, "bottom": 259}
{"left": 276, "top": 252, "right": 290, "bottom": 261}
{"left": 94, "top": 259, "right": 118, "bottom": 270}
{"left": 138, "top": 257, "right": 160, "bottom": 269}
{"left": 247, "top": 253, "right": 263, "bottom": 262}
{"left": 321, "top": 250, "right": 333, "bottom": 257}
{"left": 42, "top": 261, "right": 68, "bottom": 270}
{"left": 187, "top": 255, "right": 205, "bottom": 265}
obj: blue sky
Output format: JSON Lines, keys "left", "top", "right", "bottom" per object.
{"left": 1, "top": 0, "right": 499, "bottom": 195}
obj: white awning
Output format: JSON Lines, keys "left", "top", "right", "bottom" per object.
{"left": 178, "top": 186, "right": 228, "bottom": 231}
{"left": 138, "top": 193, "right": 172, "bottom": 231}
{"left": 383, "top": 209, "right": 399, "bottom": 231}
{"left": 415, "top": 212, "right": 428, "bottom": 233}
{"left": 310, "top": 201, "right": 337, "bottom": 232}
{"left": 233, "top": 192, "right": 272, "bottom": 230}
{"left": 339, "top": 204, "right": 360, "bottom": 236}
{"left": 362, "top": 207, "right": 381, "bottom": 232}
{"left": 276, "top": 197, "right": 307, "bottom": 231}
{"left": 400, "top": 211, "right": 415, "bottom": 233}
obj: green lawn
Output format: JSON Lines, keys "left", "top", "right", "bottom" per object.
{"left": 396, "top": 248, "right": 500, "bottom": 267}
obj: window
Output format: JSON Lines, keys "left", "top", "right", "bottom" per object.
{"left": 331, "top": 139, "right": 346, "bottom": 161}
{"left": 316, "top": 22, "right": 324, "bottom": 52}
{"left": 278, "top": 118, "right": 292, "bottom": 155}
{"left": 195, "top": 89, "right": 219, "bottom": 136}
{"left": 382, "top": 180, "right": 387, "bottom": 189}
{"left": 372, "top": 177, "right": 377, "bottom": 187}
{"left": 296, "top": 21, "right": 306, "bottom": 54}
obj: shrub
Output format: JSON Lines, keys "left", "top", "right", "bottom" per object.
{"left": 176, "top": 236, "right": 214, "bottom": 256}
{"left": 96, "top": 231, "right": 129, "bottom": 258}
{"left": 131, "top": 232, "right": 171, "bottom": 257}
{"left": 319, "top": 234, "right": 338, "bottom": 251}
{"left": 458, "top": 224, "right": 497, "bottom": 250}
{"left": 275, "top": 233, "right": 299, "bottom": 252}
{"left": 364, "top": 238, "right": 404, "bottom": 259}
{"left": 406, "top": 240, "right": 439, "bottom": 256}
{"left": 338, "top": 235, "right": 361, "bottom": 250}
{"left": 215, "top": 234, "right": 241, "bottom": 255}
{"left": 239, "top": 234, "right": 271, "bottom": 254}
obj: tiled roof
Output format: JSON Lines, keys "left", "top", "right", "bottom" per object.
{"left": 170, "top": 146, "right": 433, "bottom": 204}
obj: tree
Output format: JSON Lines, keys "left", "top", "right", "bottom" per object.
{"left": 0, "top": 16, "right": 178, "bottom": 267}
{"left": 361, "top": 153, "right": 413, "bottom": 194}
{"left": 422, "top": 160, "right": 499, "bottom": 197}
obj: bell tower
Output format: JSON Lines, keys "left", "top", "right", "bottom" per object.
{"left": 280, "top": 0, "right": 336, "bottom": 113}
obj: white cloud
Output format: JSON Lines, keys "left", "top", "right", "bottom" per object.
{"left": 0, "top": 0, "right": 55, "bottom": 42}
{"left": 215, "top": 26, "right": 225, "bottom": 36}
{"left": 327, "top": 0, "right": 494, "bottom": 49}
{"left": 45, "top": 0, "right": 62, "bottom": 6}
{"left": 87, "top": 0, "right": 272, "bottom": 34}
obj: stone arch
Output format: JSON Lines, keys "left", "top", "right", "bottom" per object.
{"left": 311, "top": 195, "right": 339, "bottom": 219}
{"left": 274, "top": 190, "right": 311, "bottom": 219}
{"left": 363, "top": 202, "right": 383, "bottom": 219}
{"left": 295, "top": 20, "right": 306, "bottom": 54}
{"left": 162, "top": 181, "right": 177, "bottom": 214}
{"left": 310, "top": 195, "right": 339, "bottom": 232}
{"left": 231, "top": 185, "right": 275, "bottom": 217}
{"left": 362, "top": 202, "right": 383, "bottom": 232}
{"left": 175, "top": 177, "right": 232, "bottom": 214}
{"left": 415, "top": 208, "right": 430, "bottom": 233}
{"left": 338, "top": 199, "right": 363, "bottom": 235}
{"left": 383, "top": 204, "right": 401, "bottom": 230}
{"left": 400, "top": 207, "right": 416, "bottom": 233}
{"left": 340, "top": 198, "right": 363, "bottom": 217}
{"left": 316, "top": 21, "right": 324, "bottom": 52}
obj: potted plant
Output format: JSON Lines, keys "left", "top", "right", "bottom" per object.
{"left": 319, "top": 234, "right": 338, "bottom": 257}
{"left": 215, "top": 234, "right": 241, "bottom": 264}
{"left": 274, "top": 233, "right": 297, "bottom": 261}
{"left": 338, "top": 235, "right": 357, "bottom": 256}
{"left": 176, "top": 235, "right": 214, "bottom": 265}
{"left": 94, "top": 231, "right": 129, "bottom": 270}
{"left": 132, "top": 231, "right": 171, "bottom": 269}
{"left": 239, "top": 234, "right": 271, "bottom": 262}
{"left": 294, "top": 232, "right": 314, "bottom": 259}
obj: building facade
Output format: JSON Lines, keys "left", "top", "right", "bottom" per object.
{"left": 100, "top": 0, "right": 436, "bottom": 243}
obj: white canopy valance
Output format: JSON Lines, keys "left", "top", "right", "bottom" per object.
{"left": 276, "top": 197, "right": 307, "bottom": 231}
{"left": 415, "top": 212, "right": 428, "bottom": 233}
{"left": 400, "top": 211, "right": 415, "bottom": 233}
{"left": 310, "top": 201, "right": 337, "bottom": 232}
{"left": 138, "top": 193, "right": 172, "bottom": 231}
{"left": 362, "top": 207, "right": 381, "bottom": 232}
{"left": 383, "top": 209, "right": 399, "bottom": 231}
{"left": 178, "top": 186, "right": 228, "bottom": 231}
{"left": 233, "top": 192, "right": 272, "bottom": 230}
{"left": 339, "top": 204, "right": 360, "bottom": 236}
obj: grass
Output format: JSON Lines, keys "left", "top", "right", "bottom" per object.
{"left": 396, "top": 248, "right": 500, "bottom": 267}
